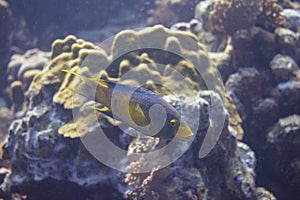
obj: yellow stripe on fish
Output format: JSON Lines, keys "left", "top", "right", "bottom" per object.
{"left": 62, "top": 69, "right": 194, "bottom": 142}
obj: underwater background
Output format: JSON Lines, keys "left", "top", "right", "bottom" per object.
{"left": 0, "top": 0, "right": 300, "bottom": 199}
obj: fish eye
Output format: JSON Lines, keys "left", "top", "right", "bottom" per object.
{"left": 170, "top": 119, "right": 177, "bottom": 127}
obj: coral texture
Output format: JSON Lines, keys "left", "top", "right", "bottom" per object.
{"left": 193, "top": 0, "right": 286, "bottom": 69}
{"left": 196, "top": 0, "right": 284, "bottom": 34}
{"left": 7, "top": 49, "right": 50, "bottom": 113}
{"left": 1, "top": 0, "right": 300, "bottom": 199}
{"left": 23, "top": 25, "right": 241, "bottom": 139}
{"left": 147, "top": 0, "right": 200, "bottom": 27}
{"left": 262, "top": 115, "right": 300, "bottom": 198}
{"left": 124, "top": 91, "right": 267, "bottom": 200}
{"left": 1, "top": 25, "right": 251, "bottom": 200}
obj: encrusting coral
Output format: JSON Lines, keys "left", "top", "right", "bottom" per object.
{"left": 224, "top": 31, "right": 300, "bottom": 200}
{"left": 261, "top": 115, "right": 300, "bottom": 198}
{"left": 20, "top": 25, "right": 242, "bottom": 139}
{"left": 147, "top": 0, "right": 200, "bottom": 27}
{"left": 191, "top": 2, "right": 300, "bottom": 198}
{"left": 2, "top": 0, "right": 300, "bottom": 199}
{"left": 196, "top": 0, "right": 284, "bottom": 34}
{"left": 6, "top": 49, "right": 50, "bottom": 114}
{"left": 0, "top": 25, "right": 253, "bottom": 199}
{"left": 193, "top": 0, "right": 286, "bottom": 68}
{"left": 0, "top": 107, "right": 13, "bottom": 153}
{"left": 124, "top": 91, "right": 271, "bottom": 199}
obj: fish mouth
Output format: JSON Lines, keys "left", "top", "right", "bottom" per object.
{"left": 175, "top": 125, "right": 194, "bottom": 142}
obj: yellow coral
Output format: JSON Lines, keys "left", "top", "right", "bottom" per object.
{"left": 26, "top": 25, "right": 242, "bottom": 138}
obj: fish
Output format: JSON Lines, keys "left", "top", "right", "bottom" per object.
{"left": 62, "top": 69, "right": 194, "bottom": 142}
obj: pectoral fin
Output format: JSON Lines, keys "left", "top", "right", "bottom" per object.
{"left": 97, "top": 79, "right": 109, "bottom": 88}
{"left": 129, "top": 101, "right": 150, "bottom": 127}
{"left": 87, "top": 105, "right": 114, "bottom": 118}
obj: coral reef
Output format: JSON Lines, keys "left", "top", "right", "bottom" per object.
{"left": 124, "top": 91, "right": 268, "bottom": 200}
{"left": 171, "top": 18, "right": 229, "bottom": 52}
{"left": 7, "top": 49, "right": 50, "bottom": 86}
{"left": 274, "top": 27, "right": 300, "bottom": 63}
{"left": 226, "top": 67, "right": 263, "bottom": 108}
{"left": 1, "top": 38, "right": 124, "bottom": 199}
{"left": 107, "top": 25, "right": 242, "bottom": 138}
{"left": 2, "top": 112, "right": 122, "bottom": 198}
{"left": 276, "top": 80, "right": 300, "bottom": 116}
{"left": 192, "top": 2, "right": 300, "bottom": 199}
{"left": 270, "top": 54, "right": 298, "bottom": 84}
{"left": 0, "top": 107, "right": 13, "bottom": 150}
{"left": 281, "top": 8, "right": 300, "bottom": 31}
{"left": 147, "top": 0, "right": 201, "bottom": 27}
{"left": 224, "top": 56, "right": 300, "bottom": 200}
{"left": 1, "top": 0, "right": 300, "bottom": 198}
{"left": 279, "top": 0, "right": 300, "bottom": 10}
{"left": 6, "top": 49, "right": 50, "bottom": 114}
{"left": 0, "top": 35, "right": 115, "bottom": 199}
{"left": 193, "top": 0, "right": 286, "bottom": 69}
{"left": 1, "top": 25, "right": 249, "bottom": 199}
{"left": 224, "top": 31, "right": 300, "bottom": 200}
{"left": 25, "top": 25, "right": 240, "bottom": 139}
{"left": 261, "top": 115, "right": 300, "bottom": 199}
{"left": 225, "top": 52, "right": 299, "bottom": 132}
{"left": 196, "top": 0, "right": 284, "bottom": 34}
